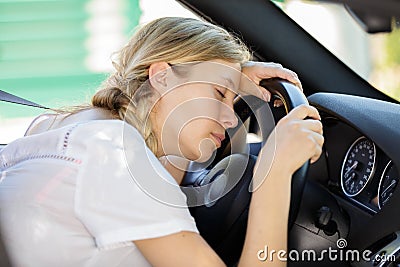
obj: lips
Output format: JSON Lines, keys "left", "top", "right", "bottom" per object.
{"left": 211, "top": 133, "right": 225, "bottom": 147}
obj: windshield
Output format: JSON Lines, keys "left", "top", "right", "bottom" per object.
{"left": 276, "top": 0, "right": 400, "bottom": 101}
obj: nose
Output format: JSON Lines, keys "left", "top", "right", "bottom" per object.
{"left": 219, "top": 101, "right": 238, "bottom": 129}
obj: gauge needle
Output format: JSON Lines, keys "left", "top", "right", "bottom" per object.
{"left": 345, "top": 161, "right": 358, "bottom": 178}
{"left": 381, "top": 180, "right": 397, "bottom": 196}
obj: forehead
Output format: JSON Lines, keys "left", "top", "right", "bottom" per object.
{"left": 182, "top": 60, "right": 241, "bottom": 92}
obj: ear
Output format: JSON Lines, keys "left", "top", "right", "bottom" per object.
{"left": 148, "top": 62, "right": 170, "bottom": 93}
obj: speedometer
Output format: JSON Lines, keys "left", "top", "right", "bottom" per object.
{"left": 341, "top": 137, "right": 376, "bottom": 197}
{"left": 378, "top": 161, "right": 399, "bottom": 209}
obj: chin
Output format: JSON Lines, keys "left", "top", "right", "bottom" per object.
{"left": 192, "top": 142, "right": 217, "bottom": 163}
{"left": 193, "top": 152, "right": 214, "bottom": 163}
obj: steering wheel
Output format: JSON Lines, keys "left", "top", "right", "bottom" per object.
{"left": 181, "top": 78, "right": 310, "bottom": 266}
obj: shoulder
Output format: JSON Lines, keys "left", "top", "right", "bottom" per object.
{"left": 72, "top": 120, "right": 192, "bottom": 206}
{"left": 24, "top": 113, "right": 58, "bottom": 136}
{"left": 64, "top": 120, "right": 148, "bottom": 161}
{"left": 70, "top": 119, "right": 145, "bottom": 146}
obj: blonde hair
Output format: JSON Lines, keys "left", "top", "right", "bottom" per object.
{"left": 92, "top": 17, "right": 251, "bottom": 153}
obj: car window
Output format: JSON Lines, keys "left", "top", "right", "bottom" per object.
{"left": 275, "top": 0, "right": 400, "bottom": 101}
{"left": 0, "top": 0, "right": 198, "bottom": 144}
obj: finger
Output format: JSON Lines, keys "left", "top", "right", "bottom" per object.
{"left": 238, "top": 74, "right": 268, "bottom": 100}
{"left": 257, "top": 63, "right": 285, "bottom": 79}
{"left": 258, "top": 64, "right": 303, "bottom": 91}
{"left": 309, "top": 132, "right": 324, "bottom": 163}
{"left": 287, "top": 105, "right": 321, "bottom": 121}
{"left": 280, "top": 68, "right": 303, "bottom": 91}
{"left": 256, "top": 85, "right": 272, "bottom": 102}
{"left": 274, "top": 99, "right": 284, "bottom": 107}
{"left": 310, "top": 145, "right": 323, "bottom": 164}
{"left": 301, "top": 119, "right": 323, "bottom": 135}
{"left": 256, "top": 62, "right": 282, "bottom": 69}
{"left": 309, "top": 131, "right": 324, "bottom": 147}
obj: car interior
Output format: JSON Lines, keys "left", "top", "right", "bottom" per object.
{"left": 1, "top": 0, "right": 400, "bottom": 266}
{"left": 177, "top": 0, "right": 400, "bottom": 266}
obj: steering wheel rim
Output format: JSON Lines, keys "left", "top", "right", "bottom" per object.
{"left": 259, "top": 78, "right": 310, "bottom": 227}
{"left": 216, "top": 77, "right": 310, "bottom": 227}
{"left": 181, "top": 78, "right": 310, "bottom": 265}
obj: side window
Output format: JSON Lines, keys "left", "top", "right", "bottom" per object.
{"left": 277, "top": 0, "right": 400, "bottom": 101}
{"left": 0, "top": 0, "right": 198, "bottom": 144}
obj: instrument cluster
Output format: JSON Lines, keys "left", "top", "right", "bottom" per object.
{"left": 321, "top": 117, "right": 400, "bottom": 214}
{"left": 340, "top": 136, "right": 399, "bottom": 212}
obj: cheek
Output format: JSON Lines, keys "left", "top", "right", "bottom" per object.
{"left": 157, "top": 91, "right": 224, "bottom": 160}
{"left": 179, "top": 119, "right": 217, "bottom": 160}
{"left": 162, "top": 99, "right": 222, "bottom": 135}
{"left": 178, "top": 97, "right": 222, "bottom": 121}
{"left": 180, "top": 119, "right": 214, "bottom": 138}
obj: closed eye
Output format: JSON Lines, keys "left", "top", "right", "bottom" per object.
{"left": 214, "top": 87, "right": 225, "bottom": 99}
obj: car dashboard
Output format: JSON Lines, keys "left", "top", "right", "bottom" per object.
{"left": 308, "top": 92, "right": 400, "bottom": 211}
{"left": 321, "top": 115, "right": 397, "bottom": 214}
{"left": 299, "top": 92, "right": 400, "bottom": 258}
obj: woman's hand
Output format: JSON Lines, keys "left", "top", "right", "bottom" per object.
{"left": 240, "top": 61, "right": 302, "bottom": 103}
{"left": 242, "top": 104, "right": 322, "bottom": 266}
{"left": 252, "top": 104, "right": 324, "bottom": 188}
{"left": 241, "top": 61, "right": 322, "bottom": 185}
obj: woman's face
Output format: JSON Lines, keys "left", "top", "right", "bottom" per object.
{"left": 149, "top": 59, "right": 241, "bottom": 162}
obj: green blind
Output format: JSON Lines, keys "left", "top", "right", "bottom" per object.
{"left": 0, "top": 0, "right": 140, "bottom": 118}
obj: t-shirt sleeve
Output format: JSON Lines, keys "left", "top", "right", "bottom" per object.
{"left": 68, "top": 121, "right": 198, "bottom": 249}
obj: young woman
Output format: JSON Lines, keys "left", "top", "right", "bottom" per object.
{"left": 0, "top": 17, "right": 323, "bottom": 267}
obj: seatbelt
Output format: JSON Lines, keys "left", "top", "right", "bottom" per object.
{"left": 0, "top": 90, "right": 38, "bottom": 266}
{"left": 0, "top": 91, "right": 47, "bottom": 267}
{"left": 0, "top": 90, "right": 49, "bottom": 109}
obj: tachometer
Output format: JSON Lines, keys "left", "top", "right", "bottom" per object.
{"left": 378, "top": 161, "right": 399, "bottom": 209}
{"left": 341, "top": 137, "right": 376, "bottom": 197}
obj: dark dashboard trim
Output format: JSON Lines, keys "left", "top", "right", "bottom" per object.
{"left": 308, "top": 92, "right": 400, "bottom": 250}
{"left": 309, "top": 92, "right": 400, "bottom": 169}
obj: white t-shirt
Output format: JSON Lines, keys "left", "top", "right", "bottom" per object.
{"left": 0, "top": 120, "right": 198, "bottom": 267}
